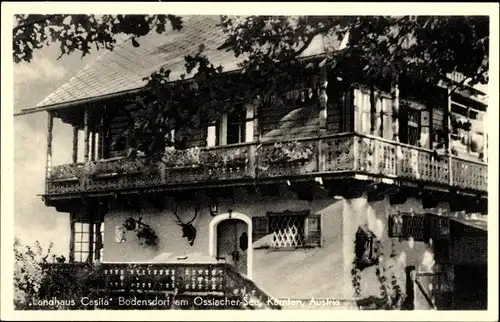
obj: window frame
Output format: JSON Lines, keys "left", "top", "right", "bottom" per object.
{"left": 207, "top": 103, "right": 254, "bottom": 147}
{"left": 252, "top": 210, "right": 322, "bottom": 250}
{"left": 450, "top": 101, "right": 486, "bottom": 160}
{"left": 399, "top": 100, "right": 427, "bottom": 147}
{"left": 72, "top": 221, "right": 104, "bottom": 263}
{"left": 388, "top": 212, "right": 427, "bottom": 242}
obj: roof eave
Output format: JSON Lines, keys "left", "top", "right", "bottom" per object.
{"left": 15, "top": 53, "right": 330, "bottom": 117}
{"left": 15, "top": 86, "right": 148, "bottom": 117}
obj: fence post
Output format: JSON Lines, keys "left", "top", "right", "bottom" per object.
{"left": 402, "top": 265, "right": 416, "bottom": 310}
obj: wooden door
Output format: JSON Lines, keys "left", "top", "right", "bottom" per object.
{"left": 216, "top": 219, "right": 248, "bottom": 276}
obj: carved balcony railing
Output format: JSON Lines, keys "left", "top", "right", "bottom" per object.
{"left": 38, "top": 262, "right": 281, "bottom": 310}
{"left": 45, "top": 133, "right": 488, "bottom": 196}
{"left": 355, "top": 134, "right": 451, "bottom": 186}
{"left": 450, "top": 156, "right": 488, "bottom": 192}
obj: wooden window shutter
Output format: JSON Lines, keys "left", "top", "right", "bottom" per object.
{"left": 207, "top": 124, "right": 217, "bottom": 147}
{"left": 399, "top": 104, "right": 409, "bottom": 144}
{"left": 252, "top": 216, "right": 269, "bottom": 243}
{"left": 426, "top": 214, "right": 449, "bottom": 241}
{"left": 245, "top": 104, "right": 254, "bottom": 143}
{"left": 304, "top": 214, "right": 322, "bottom": 247}
{"left": 388, "top": 213, "right": 403, "bottom": 238}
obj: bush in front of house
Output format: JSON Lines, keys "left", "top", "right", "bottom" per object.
{"left": 13, "top": 237, "right": 105, "bottom": 310}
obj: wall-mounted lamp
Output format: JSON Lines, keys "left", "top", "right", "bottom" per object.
{"left": 115, "top": 225, "right": 127, "bottom": 243}
{"left": 209, "top": 196, "right": 218, "bottom": 216}
{"left": 355, "top": 226, "right": 379, "bottom": 271}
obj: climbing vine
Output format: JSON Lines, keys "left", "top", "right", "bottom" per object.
{"left": 121, "top": 217, "right": 159, "bottom": 248}
{"left": 351, "top": 235, "right": 405, "bottom": 310}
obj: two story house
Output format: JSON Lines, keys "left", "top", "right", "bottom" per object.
{"left": 18, "top": 16, "right": 488, "bottom": 310}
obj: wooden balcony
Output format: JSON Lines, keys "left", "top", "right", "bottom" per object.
{"left": 38, "top": 262, "right": 282, "bottom": 310}
{"left": 45, "top": 133, "right": 488, "bottom": 197}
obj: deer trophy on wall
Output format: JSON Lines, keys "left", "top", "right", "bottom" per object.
{"left": 172, "top": 203, "right": 199, "bottom": 246}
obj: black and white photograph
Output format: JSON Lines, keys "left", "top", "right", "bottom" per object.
{"left": 2, "top": 2, "right": 498, "bottom": 321}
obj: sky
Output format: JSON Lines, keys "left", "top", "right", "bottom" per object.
{"left": 14, "top": 45, "right": 94, "bottom": 256}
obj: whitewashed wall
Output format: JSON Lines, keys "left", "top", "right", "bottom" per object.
{"left": 102, "top": 187, "right": 448, "bottom": 300}
{"left": 342, "top": 193, "right": 449, "bottom": 299}
{"left": 102, "top": 187, "right": 347, "bottom": 299}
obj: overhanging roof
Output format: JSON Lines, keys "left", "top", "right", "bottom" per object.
{"left": 450, "top": 217, "right": 488, "bottom": 232}
{"left": 17, "top": 15, "right": 340, "bottom": 116}
{"left": 16, "top": 15, "right": 487, "bottom": 117}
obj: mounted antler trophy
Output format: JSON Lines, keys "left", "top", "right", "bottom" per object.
{"left": 172, "top": 204, "right": 199, "bottom": 246}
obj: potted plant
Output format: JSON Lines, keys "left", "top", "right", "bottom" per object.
{"left": 266, "top": 141, "right": 315, "bottom": 166}
{"left": 161, "top": 147, "right": 201, "bottom": 168}
{"left": 201, "top": 150, "right": 224, "bottom": 170}
{"left": 120, "top": 217, "right": 159, "bottom": 248}
{"left": 49, "top": 164, "right": 83, "bottom": 181}
{"left": 222, "top": 148, "right": 248, "bottom": 169}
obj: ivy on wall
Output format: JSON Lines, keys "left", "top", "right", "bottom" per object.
{"left": 351, "top": 229, "right": 405, "bottom": 310}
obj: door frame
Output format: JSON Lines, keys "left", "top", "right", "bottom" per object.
{"left": 208, "top": 212, "right": 253, "bottom": 279}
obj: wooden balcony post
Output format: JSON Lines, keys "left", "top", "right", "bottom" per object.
{"left": 446, "top": 89, "right": 453, "bottom": 186}
{"left": 102, "top": 111, "right": 110, "bottom": 159}
{"left": 46, "top": 111, "right": 54, "bottom": 183}
{"left": 83, "top": 107, "right": 90, "bottom": 163}
{"left": 369, "top": 84, "right": 376, "bottom": 135}
{"left": 69, "top": 212, "right": 75, "bottom": 263}
{"left": 252, "top": 97, "right": 261, "bottom": 177}
{"left": 391, "top": 79, "right": 400, "bottom": 142}
{"left": 90, "top": 128, "right": 96, "bottom": 161}
{"left": 98, "top": 116, "right": 104, "bottom": 160}
{"left": 246, "top": 102, "right": 257, "bottom": 177}
{"left": 391, "top": 79, "right": 400, "bottom": 175}
{"left": 72, "top": 126, "right": 79, "bottom": 163}
{"left": 318, "top": 66, "right": 328, "bottom": 172}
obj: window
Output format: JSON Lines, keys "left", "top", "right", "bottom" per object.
{"left": 407, "top": 109, "right": 421, "bottom": 146}
{"left": 450, "top": 102, "right": 486, "bottom": 160}
{"left": 354, "top": 88, "right": 371, "bottom": 134}
{"left": 226, "top": 108, "right": 246, "bottom": 145}
{"left": 399, "top": 100, "right": 428, "bottom": 147}
{"left": 353, "top": 88, "right": 394, "bottom": 138}
{"left": 388, "top": 212, "right": 427, "bottom": 242}
{"left": 381, "top": 96, "right": 394, "bottom": 140}
{"left": 252, "top": 210, "right": 322, "bottom": 249}
{"left": 207, "top": 104, "right": 254, "bottom": 147}
{"left": 73, "top": 222, "right": 104, "bottom": 262}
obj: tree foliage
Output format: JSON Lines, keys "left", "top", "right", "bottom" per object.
{"left": 13, "top": 238, "right": 66, "bottom": 309}
{"left": 13, "top": 14, "right": 489, "bottom": 157}
{"left": 13, "top": 14, "right": 183, "bottom": 63}
{"left": 13, "top": 237, "right": 108, "bottom": 310}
